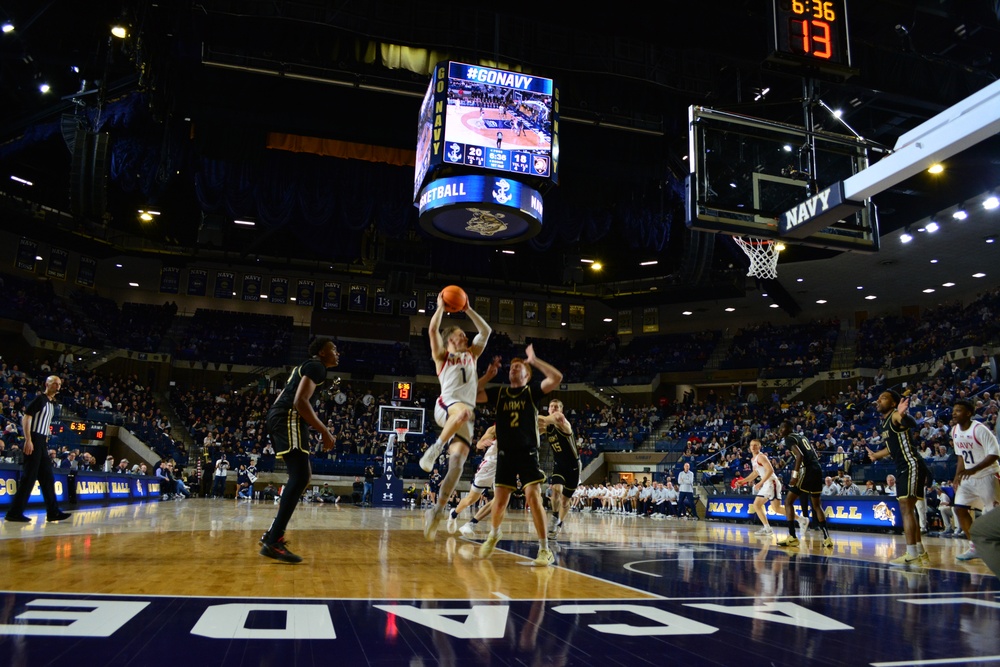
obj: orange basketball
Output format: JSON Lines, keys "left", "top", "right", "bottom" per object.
{"left": 441, "top": 285, "right": 468, "bottom": 313}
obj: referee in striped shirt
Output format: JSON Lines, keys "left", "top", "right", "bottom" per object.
{"left": 4, "top": 375, "right": 71, "bottom": 523}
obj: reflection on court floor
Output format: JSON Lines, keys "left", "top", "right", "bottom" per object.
{"left": 0, "top": 500, "right": 997, "bottom": 666}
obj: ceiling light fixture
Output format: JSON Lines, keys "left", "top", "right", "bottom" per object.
{"left": 922, "top": 288, "right": 935, "bottom": 293}
{"left": 815, "top": 299, "right": 827, "bottom": 304}
{"left": 984, "top": 196, "right": 999, "bottom": 210}
{"left": 234, "top": 219, "right": 255, "bottom": 226}
{"left": 952, "top": 210, "right": 967, "bottom": 220}
{"left": 682, "top": 311, "right": 692, "bottom": 316}
{"left": 865, "top": 295, "right": 877, "bottom": 300}
{"left": 927, "top": 163, "right": 944, "bottom": 174}
{"left": 724, "top": 307, "right": 735, "bottom": 312}
{"left": 900, "top": 231, "right": 913, "bottom": 243}
{"left": 590, "top": 262, "right": 602, "bottom": 271}
{"left": 1, "top": 22, "right": 13, "bottom": 34}
{"left": 602, "top": 317, "right": 613, "bottom": 322}
{"left": 580, "top": 258, "right": 594, "bottom": 264}
{"left": 10, "top": 175, "right": 32, "bottom": 186}
{"left": 942, "top": 282, "right": 955, "bottom": 287}
{"left": 640, "top": 260, "right": 658, "bottom": 266}
{"left": 972, "top": 272, "right": 986, "bottom": 278}
{"left": 111, "top": 25, "right": 127, "bottom": 38}
{"left": 39, "top": 83, "right": 50, "bottom": 94}
{"left": 925, "top": 221, "right": 939, "bottom": 232}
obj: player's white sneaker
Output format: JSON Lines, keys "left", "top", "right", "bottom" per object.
{"left": 754, "top": 527, "right": 774, "bottom": 536}
{"left": 956, "top": 547, "right": 980, "bottom": 561}
{"left": 532, "top": 548, "right": 554, "bottom": 566}
{"left": 419, "top": 441, "right": 444, "bottom": 473}
{"left": 459, "top": 523, "right": 476, "bottom": 538}
{"left": 479, "top": 530, "right": 502, "bottom": 559}
{"left": 446, "top": 514, "right": 458, "bottom": 534}
{"left": 796, "top": 514, "right": 809, "bottom": 534}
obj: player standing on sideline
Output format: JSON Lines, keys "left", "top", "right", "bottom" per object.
{"left": 540, "top": 398, "right": 580, "bottom": 537}
{"left": 421, "top": 291, "right": 491, "bottom": 540}
{"left": 448, "top": 424, "right": 498, "bottom": 537}
{"left": 777, "top": 420, "right": 833, "bottom": 548}
{"left": 677, "top": 463, "right": 696, "bottom": 519}
{"left": 3, "top": 375, "right": 71, "bottom": 523}
{"left": 949, "top": 399, "right": 1000, "bottom": 561}
{"left": 477, "top": 347, "right": 563, "bottom": 565}
{"left": 258, "top": 337, "right": 339, "bottom": 563}
{"left": 736, "top": 439, "right": 780, "bottom": 536}
{"left": 867, "top": 390, "right": 931, "bottom": 566}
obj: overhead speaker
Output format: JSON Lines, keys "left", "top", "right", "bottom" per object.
{"left": 69, "top": 129, "right": 109, "bottom": 219}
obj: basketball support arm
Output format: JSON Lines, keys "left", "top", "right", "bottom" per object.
{"left": 843, "top": 77, "right": 1000, "bottom": 201}
{"left": 781, "top": 78, "right": 1000, "bottom": 237}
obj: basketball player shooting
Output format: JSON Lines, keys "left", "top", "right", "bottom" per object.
{"left": 421, "top": 289, "right": 492, "bottom": 540}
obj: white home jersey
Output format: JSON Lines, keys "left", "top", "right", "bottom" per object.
{"left": 951, "top": 420, "right": 1000, "bottom": 479}
{"left": 437, "top": 351, "right": 477, "bottom": 407}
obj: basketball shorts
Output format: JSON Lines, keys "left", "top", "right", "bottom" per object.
{"left": 896, "top": 463, "right": 930, "bottom": 499}
{"left": 756, "top": 476, "right": 782, "bottom": 503}
{"left": 434, "top": 397, "right": 474, "bottom": 446}
{"left": 550, "top": 461, "right": 581, "bottom": 497}
{"left": 267, "top": 408, "right": 309, "bottom": 456}
{"left": 495, "top": 447, "right": 545, "bottom": 490}
{"left": 954, "top": 473, "right": 1000, "bottom": 512}
{"left": 472, "top": 456, "right": 497, "bottom": 490}
{"left": 789, "top": 465, "right": 823, "bottom": 496}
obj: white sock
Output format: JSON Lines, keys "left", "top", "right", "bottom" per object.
{"left": 540, "top": 537, "right": 549, "bottom": 550}
{"left": 907, "top": 545, "right": 919, "bottom": 557}
{"left": 917, "top": 543, "right": 926, "bottom": 555}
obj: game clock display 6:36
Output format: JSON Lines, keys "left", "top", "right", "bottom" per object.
{"left": 773, "top": 0, "right": 851, "bottom": 70}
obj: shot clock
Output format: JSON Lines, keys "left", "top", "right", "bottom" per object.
{"left": 771, "top": 0, "right": 855, "bottom": 77}
{"left": 392, "top": 381, "right": 413, "bottom": 403}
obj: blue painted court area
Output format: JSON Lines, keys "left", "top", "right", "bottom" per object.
{"left": 1, "top": 536, "right": 998, "bottom": 666}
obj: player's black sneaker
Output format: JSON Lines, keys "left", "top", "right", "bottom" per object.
{"left": 47, "top": 511, "right": 72, "bottom": 522}
{"left": 259, "top": 536, "right": 303, "bottom": 563}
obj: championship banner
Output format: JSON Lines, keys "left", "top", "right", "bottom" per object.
{"left": 15, "top": 238, "right": 37, "bottom": 272}
{"left": 297, "top": 279, "right": 314, "bottom": 306}
{"left": 46, "top": 247, "right": 69, "bottom": 280}
{"left": 545, "top": 302, "right": 562, "bottom": 328}
{"left": 187, "top": 269, "right": 208, "bottom": 296}
{"left": 374, "top": 287, "right": 392, "bottom": 314}
{"left": 425, "top": 291, "right": 438, "bottom": 315}
{"left": 214, "top": 271, "right": 235, "bottom": 299}
{"left": 522, "top": 300, "right": 538, "bottom": 326}
{"left": 76, "top": 256, "right": 97, "bottom": 287}
{"left": 642, "top": 306, "right": 659, "bottom": 333}
{"left": 269, "top": 277, "right": 289, "bottom": 304}
{"left": 617, "top": 309, "right": 632, "bottom": 335}
{"left": 498, "top": 298, "right": 515, "bottom": 324}
{"left": 241, "top": 274, "right": 262, "bottom": 301}
{"left": 474, "top": 295, "right": 491, "bottom": 318}
{"left": 323, "top": 282, "right": 341, "bottom": 310}
{"left": 159, "top": 266, "right": 180, "bottom": 294}
{"left": 348, "top": 284, "right": 368, "bottom": 312}
{"left": 399, "top": 291, "right": 419, "bottom": 315}
{"left": 569, "top": 304, "right": 585, "bottom": 330}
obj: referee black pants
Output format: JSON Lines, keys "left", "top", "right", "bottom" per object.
{"left": 6, "top": 434, "right": 61, "bottom": 518}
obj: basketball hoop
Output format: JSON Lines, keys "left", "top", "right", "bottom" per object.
{"left": 394, "top": 427, "right": 408, "bottom": 443}
{"left": 733, "top": 235, "right": 781, "bottom": 280}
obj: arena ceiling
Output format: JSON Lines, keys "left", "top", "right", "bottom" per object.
{"left": 0, "top": 0, "right": 998, "bottom": 320}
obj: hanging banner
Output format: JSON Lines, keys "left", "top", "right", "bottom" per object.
{"left": 214, "top": 271, "right": 234, "bottom": 299}
{"left": 474, "top": 295, "right": 491, "bottom": 318}
{"left": 498, "top": 298, "right": 515, "bottom": 324}
{"left": 618, "top": 309, "right": 632, "bottom": 335}
{"left": 297, "top": 279, "right": 315, "bottom": 306}
{"left": 76, "top": 256, "right": 97, "bottom": 287}
{"left": 269, "top": 277, "right": 289, "bottom": 304}
{"left": 642, "top": 306, "right": 659, "bottom": 333}
{"left": 546, "top": 302, "right": 562, "bottom": 329}
{"left": 522, "top": 300, "right": 538, "bottom": 326}
{"left": 374, "top": 287, "right": 392, "bottom": 314}
{"left": 569, "top": 304, "right": 585, "bottom": 330}
{"left": 323, "top": 282, "right": 341, "bottom": 310}
{"left": 425, "top": 291, "right": 438, "bottom": 316}
{"left": 46, "top": 247, "right": 69, "bottom": 280}
{"left": 159, "top": 266, "right": 180, "bottom": 294}
{"left": 187, "top": 269, "right": 208, "bottom": 296}
{"left": 348, "top": 284, "right": 368, "bottom": 312}
{"left": 241, "top": 274, "right": 262, "bottom": 301}
{"left": 399, "top": 291, "right": 419, "bottom": 315}
{"left": 15, "top": 238, "right": 37, "bottom": 272}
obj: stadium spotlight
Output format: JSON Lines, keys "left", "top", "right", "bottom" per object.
{"left": 984, "top": 196, "right": 999, "bottom": 210}
{"left": 952, "top": 210, "right": 967, "bottom": 220}
{"left": 900, "top": 227, "right": 913, "bottom": 244}
{"left": 111, "top": 25, "right": 127, "bottom": 38}
{"left": 927, "top": 163, "right": 944, "bottom": 174}
{"left": 2, "top": 22, "right": 13, "bottom": 33}
{"left": 925, "top": 221, "right": 939, "bottom": 233}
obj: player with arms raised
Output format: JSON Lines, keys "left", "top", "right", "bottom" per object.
{"left": 867, "top": 390, "right": 931, "bottom": 566}
{"left": 949, "top": 399, "right": 1000, "bottom": 561}
{"left": 421, "top": 289, "right": 491, "bottom": 540}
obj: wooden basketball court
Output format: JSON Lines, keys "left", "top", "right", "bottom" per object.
{"left": 1, "top": 499, "right": 997, "bottom": 666}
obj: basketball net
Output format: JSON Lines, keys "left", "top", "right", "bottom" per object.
{"left": 394, "top": 427, "right": 408, "bottom": 443}
{"left": 733, "top": 236, "right": 780, "bottom": 280}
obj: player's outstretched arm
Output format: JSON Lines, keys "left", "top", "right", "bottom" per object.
{"left": 525, "top": 344, "right": 563, "bottom": 394}
{"left": 464, "top": 305, "right": 492, "bottom": 357}
{"left": 428, "top": 293, "right": 447, "bottom": 363}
